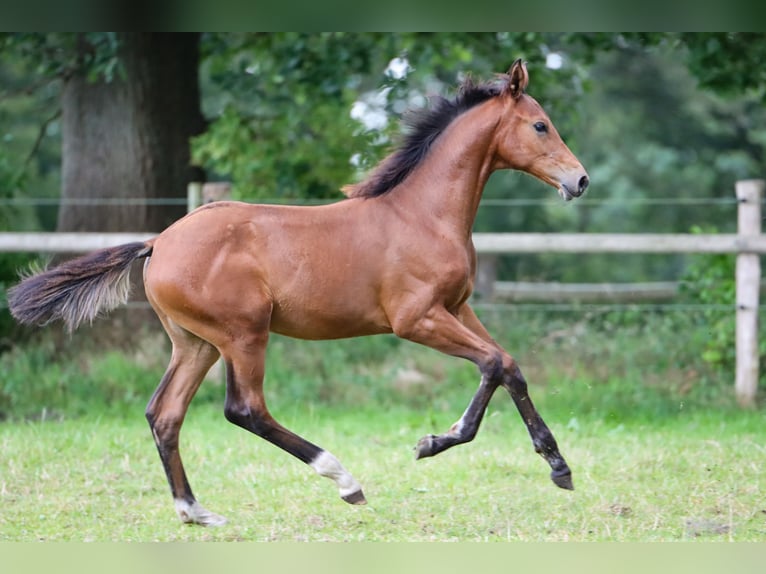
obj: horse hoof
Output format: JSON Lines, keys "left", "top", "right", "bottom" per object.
{"left": 551, "top": 468, "right": 574, "bottom": 490}
{"left": 414, "top": 435, "right": 436, "bottom": 459}
{"left": 175, "top": 499, "right": 228, "bottom": 526}
{"left": 196, "top": 511, "right": 229, "bottom": 527}
{"left": 342, "top": 489, "right": 367, "bottom": 505}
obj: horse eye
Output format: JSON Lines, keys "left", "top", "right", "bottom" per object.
{"left": 534, "top": 121, "right": 548, "bottom": 134}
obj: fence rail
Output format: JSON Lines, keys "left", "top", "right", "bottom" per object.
{"left": 0, "top": 232, "right": 155, "bottom": 253}
{"left": 492, "top": 281, "right": 680, "bottom": 303}
{"left": 473, "top": 233, "right": 766, "bottom": 254}
{"left": 2, "top": 231, "right": 766, "bottom": 255}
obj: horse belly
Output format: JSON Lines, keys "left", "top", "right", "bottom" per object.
{"left": 269, "top": 287, "right": 392, "bottom": 340}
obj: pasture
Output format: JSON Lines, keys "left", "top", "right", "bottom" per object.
{"left": 1, "top": 399, "right": 764, "bottom": 542}
{"left": 1, "top": 309, "right": 764, "bottom": 542}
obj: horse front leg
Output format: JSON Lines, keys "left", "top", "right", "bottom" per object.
{"left": 501, "top": 362, "right": 573, "bottom": 490}
{"left": 398, "top": 303, "right": 573, "bottom": 490}
{"left": 414, "top": 374, "right": 498, "bottom": 459}
{"left": 414, "top": 303, "right": 501, "bottom": 459}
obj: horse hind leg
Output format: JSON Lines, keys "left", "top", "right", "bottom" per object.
{"left": 221, "top": 335, "right": 366, "bottom": 505}
{"left": 145, "top": 319, "right": 227, "bottom": 526}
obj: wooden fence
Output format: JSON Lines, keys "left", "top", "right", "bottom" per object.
{"left": 0, "top": 180, "right": 763, "bottom": 407}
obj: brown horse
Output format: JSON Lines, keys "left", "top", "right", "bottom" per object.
{"left": 8, "top": 60, "right": 588, "bottom": 526}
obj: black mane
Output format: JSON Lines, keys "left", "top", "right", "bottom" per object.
{"left": 345, "top": 76, "right": 505, "bottom": 199}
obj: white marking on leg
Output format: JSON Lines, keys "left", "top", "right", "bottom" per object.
{"left": 174, "top": 498, "right": 227, "bottom": 527}
{"left": 449, "top": 377, "right": 488, "bottom": 438}
{"left": 448, "top": 417, "right": 465, "bottom": 436}
{"left": 310, "top": 450, "right": 362, "bottom": 498}
{"left": 449, "top": 397, "right": 474, "bottom": 437}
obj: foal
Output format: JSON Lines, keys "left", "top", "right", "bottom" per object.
{"left": 9, "top": 60, "right": 588, "bottom": 525}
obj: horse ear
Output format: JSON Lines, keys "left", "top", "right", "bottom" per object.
{"left": 506, "top": 59, "right": 529, "bottom": 100}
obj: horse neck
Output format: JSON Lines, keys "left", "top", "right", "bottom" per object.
{"left": 391, "top": 100, "right": 502, "bottom": 241}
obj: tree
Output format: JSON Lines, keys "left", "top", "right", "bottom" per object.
{"left": 0, "top": 33, "right": 207, "bottom": 343}
{"left": 58, "top": 33, "right": 205, "bottom": 233}
{"left": 192, "top": 32, "right": 572, "bottom": 201}
{"left": 0, "top": 33, "right": 205, "bottom": 235}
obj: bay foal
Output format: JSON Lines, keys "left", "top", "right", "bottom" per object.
{"left": 8, "top": 60, "right": 588, "bottom": 525}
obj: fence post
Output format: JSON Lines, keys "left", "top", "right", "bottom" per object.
{"left": 187, "top": 181, "right": 203, "bottom": 213}
{"left": 735, "top": 179, "right": 764, "bottom": 408}
{"left": 474, "top": 255, "right": 497, "bottom": 300}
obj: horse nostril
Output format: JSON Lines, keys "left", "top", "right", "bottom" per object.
{"left": 578, "top": 175, "right": 589, "bottom": 193}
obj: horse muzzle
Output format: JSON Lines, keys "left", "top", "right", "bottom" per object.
{"left": 559, "top": 174, "right": 589, "bottom": 201}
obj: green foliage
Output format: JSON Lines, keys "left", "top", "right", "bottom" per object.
{"left": 677, "top": 33, "right": 766, "bottom": 101}
{"left": 679, "top": 257, "right": 735, "bottom": 370}
{"left": 571, "top": 33, "right": 766, "bottom": 102}
{"left": 191, "top": 32, "right": 578, "bottom": 201}
{"left": 0, "top": 41, "right": 61, "bottom": 224}
{"left": 0, "top": 33, "right": 121, "bottom": 83}
{"left": 0, "top": 48, "right": 54, "bottom": 340}
{"left": 193, "top": 33, "right": 386, "bottom": 200}
{"left": 676, "top": 228, "right": 765, "bottom": 391}
{"left": 479, "top": 305, "right": 743, "bottom": 414}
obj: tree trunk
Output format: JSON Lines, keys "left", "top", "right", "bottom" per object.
{"left": 58, "top": 33, "right": 204, "bottom": 233}
{"left": 56, "top": 33, "right": 205, "bottom": 347}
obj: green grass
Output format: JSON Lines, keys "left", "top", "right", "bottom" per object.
{"left": 1, "top": 307, "right": 764, "bottom": 541}
{"left": 1, "top": 400, "right": 764, "bottom": 542}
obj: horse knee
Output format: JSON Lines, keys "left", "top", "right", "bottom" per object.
{"left": 479, "top": 351, "right": 507, "bottom": 382}
{"left": 485, "top": 353, "right": 528, "bottom": 394}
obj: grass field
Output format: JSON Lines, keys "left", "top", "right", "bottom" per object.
{"left": 1, "top": 308, "right": 764, "bottom": 542}
{"left": 1, "top": 399, "right": 764, "bottom": 542}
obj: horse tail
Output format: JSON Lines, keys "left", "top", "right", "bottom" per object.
{"left": 7, "top": 240, "right": 155, "bottom": 333}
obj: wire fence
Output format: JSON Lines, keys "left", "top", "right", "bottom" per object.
{"left": 0, "top": 195, "right": 747, "bottom": 207}
{"left": 473, "top": 302, "right": 736, "bottom": 312}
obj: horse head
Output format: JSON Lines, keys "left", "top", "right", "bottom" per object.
{"left": 494, "top": 59, "right": 589, "bottom": 201}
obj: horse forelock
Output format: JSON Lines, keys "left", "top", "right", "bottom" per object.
{"left": 343, "top": 76, "right": 506, "bottom": 199}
